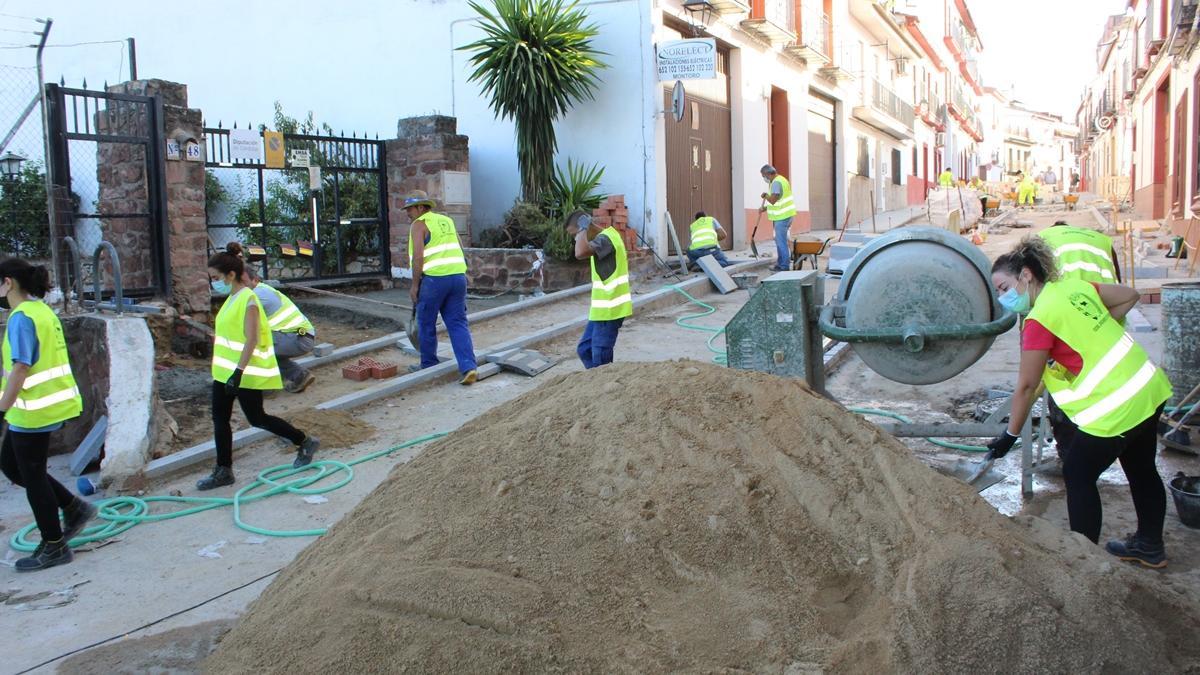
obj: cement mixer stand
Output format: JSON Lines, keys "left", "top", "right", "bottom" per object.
{"left": 726, "top": 228, "right": 1051, "bottom": 495}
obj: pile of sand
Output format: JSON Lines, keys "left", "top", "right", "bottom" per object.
{"left": 207, "top": 361, "right": 1200, "bottom": 673}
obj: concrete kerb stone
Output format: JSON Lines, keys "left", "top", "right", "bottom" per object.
{"left": 1088, "top": 205, "right": 1113, "bottom": 232}
{"left": 293, "top": 283, "right": 593, "bottom": 370}
{"left": 143, "top": 259, "right": 771, "bottom": 480}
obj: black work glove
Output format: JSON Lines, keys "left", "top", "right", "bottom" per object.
{"left": 225, "top": 368, "right": 244, "bottom": 395}
{"left": 986, "top": 430, "right": 1019, "bottom": 459}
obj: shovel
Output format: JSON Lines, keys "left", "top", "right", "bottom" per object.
{"left": 749, "top": 200, "right": 765, "bottom": 258}
{"left": 407, "top": 306, "right": 419, "bottom": 350}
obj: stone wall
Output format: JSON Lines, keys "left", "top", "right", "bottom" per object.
{"left": 463, "top": 248, "right": 661, "bottom": 293}
{"left": 52, "top": 315, "right": 110, "bottom": 456}
{"left": 386, "top": 116, "right": 471, "bottom": 269}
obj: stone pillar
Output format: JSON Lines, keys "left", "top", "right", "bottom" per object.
{"left": 106, "top": 79, "right": 209, "bottom": 316}
{"left": 385, "top": 116, "right": 470, "bottom": 269}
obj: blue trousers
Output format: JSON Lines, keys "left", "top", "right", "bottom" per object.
{"left": 687, "top": 246, "right": 732, "bottom": 267}
{"left": 772, "top": 217, "right": 792, "bottom": 270}
{"left": 417, "top": 273, "right": 477, "bottom": 373}
{"left": 577, "top": 318, "right": 623, "bottom": 369}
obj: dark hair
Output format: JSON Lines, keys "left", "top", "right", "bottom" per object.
{"left": 225, "top": 241, "right": 245, "bottom": 258}
{"left": 992, "top": 235, "right": 1059, "bottom": 284}
{"left": 1052, "top": 220, "right": 1068, "bottom": 227}
{"left": 694, "top": 211, "right": 706, "bottom": 219}
{"left": 208, "top": 250, "right": 245, "bottom": 278}
{"left": 0, "top": 258, "right": 51, "bottom": 297}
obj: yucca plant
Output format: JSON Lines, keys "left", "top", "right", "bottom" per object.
{"left": 459, "top": 0, "right": 606, "bottom": 202}
{"left": 541, "top": 158, "right": 606, "bottom": 221}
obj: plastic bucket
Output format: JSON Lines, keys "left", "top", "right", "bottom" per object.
{"left": 1168, "top": 472, "right": 1200, "bottom": 529}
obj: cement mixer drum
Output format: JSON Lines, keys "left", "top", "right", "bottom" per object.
{"left": 824, "top": 227, "right": 1013, "bottom": 385}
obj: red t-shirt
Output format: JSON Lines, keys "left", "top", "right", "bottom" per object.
{"left": 1020, "top": 282, "right": 1102, "bottom": 376}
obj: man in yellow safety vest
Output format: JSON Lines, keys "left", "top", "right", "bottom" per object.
{"left": 406, "top": 190, "right": 477, "bottom": 385}
{"left": 568, "top": 210, "right": 632, "bottom": 368}
{"left": 760, "top": 165, "right": 797, "bottom": 272}
{"left": 939, "top": 168, "right": 954, "bottom": 187}
{"left": 687, "top": 211, "right": 731, "bottom": 267}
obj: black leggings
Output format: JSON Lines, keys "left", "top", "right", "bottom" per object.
{"left": 0, "top": 429, "right": 75, "bottom": 541}
{"left": 212, "top": 381, "right": 305, "bottom": 468}
{"left": 1061, "top": 405, "right": 1166, "bottom": 544}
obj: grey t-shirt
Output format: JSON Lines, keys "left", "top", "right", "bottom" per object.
{"left": 588, "top": 233, "right": 617, "bottom": 280}
{"left": 253, "top": 284, "right": 282, "bottom": 316}
{"left": 771, "top": 178, "right": 784, "bottom": 197}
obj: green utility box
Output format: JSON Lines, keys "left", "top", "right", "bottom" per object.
{"left": 725, "top": 270, "right": 825, "bottom": 393}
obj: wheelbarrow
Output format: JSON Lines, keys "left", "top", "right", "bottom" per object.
{"left": 1064, "top": 194, "right": 1079, "bottom": 211}
{"left": 790, "top": 237, "right": 833, "bottom": 271}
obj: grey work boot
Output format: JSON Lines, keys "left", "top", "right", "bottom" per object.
{"left": 1105, "top": 534, "right": 1167, "bottom": 569}
{"left": 15, "top": 538, "right": 73, "bottom": 573}
{"left": 196, "top": 466, "right": 235, "bottom": 491}
{"left": 62, "top": 499, "right": 98, "bottom": 543}
{"left": 294, "top": 436, "right": 320, "bottom": 469}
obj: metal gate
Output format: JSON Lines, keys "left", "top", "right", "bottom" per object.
{"left": 203, "top": 128, "right": 388, "bottom": 282}
{"left": 45, "top": 83, "right": 169, "bottom": 298}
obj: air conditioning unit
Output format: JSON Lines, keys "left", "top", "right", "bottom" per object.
{"left": 935, "top": 132, "right": 946, "bottom": 147}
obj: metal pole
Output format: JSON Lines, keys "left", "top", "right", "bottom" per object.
{"left": 127, "top": 38, "right": 137, "bottom": 81}
{"left": 36, "top": 19, "right": 58, "bottom": 294}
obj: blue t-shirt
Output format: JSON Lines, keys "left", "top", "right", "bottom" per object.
{"left": 5, "top": 311, "right": 63, "bottom": 433}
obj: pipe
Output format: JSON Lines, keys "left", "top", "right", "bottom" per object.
{"left": 817, "top": 303, "right": 1017, "bottom": 344}
{"left": 36, "top": 19, "right": 57, "bottom": 297}
{"left": 92, "top": 241, "right": 123, "bottom": 315}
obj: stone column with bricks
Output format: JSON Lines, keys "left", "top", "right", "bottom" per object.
{"left": 384, "top": 115, "right": 470, "bottom": 270}
{"left": 107, "top": 79, "right": 209, "bottom": 316}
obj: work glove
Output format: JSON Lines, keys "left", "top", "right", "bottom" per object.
{"left": 985, "top": 430, "right": 1019, "bottom": 459}
{"left": 225, "top": 368, "right": 244, "bottom": 395}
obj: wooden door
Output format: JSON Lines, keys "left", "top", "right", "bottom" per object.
{"left": 807, "top": 92, "right": 836, "bottom": 229}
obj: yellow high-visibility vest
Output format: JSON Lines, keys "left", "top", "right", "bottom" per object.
{"left": 211, "top": 288, "right": 282, "bottom": 390}
{"left": 1, "top": 301, "right": 82, "bottom": 428}
{"left": 688, "top": 217, "right": 720, "bottom": 251}
{"left": 589, "top": 227, "right": 633, "bottom": 321}
{"left": 1040, "top": 226, "right": 1117, "bottom": 284}
{"left": 409, "top": 212, "right": 467, "bottom": 276}
{"left": 257, "top": 285, "right": 314, "bottom": 335}
{"left": 1027, "top": 279, "right": 1171, "bottom": 436}
{"left": 766, "top": 176, "right": 797, "bottom": 222}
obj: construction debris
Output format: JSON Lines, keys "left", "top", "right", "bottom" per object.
{"left": 206, "top": 362, "right": 1200, "bottom": 673}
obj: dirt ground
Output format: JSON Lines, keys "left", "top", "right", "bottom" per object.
{"left": 1, "top": 213, "right": 1197, "bottom": 671}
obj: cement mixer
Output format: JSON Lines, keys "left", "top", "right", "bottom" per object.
{"left": 725, "top": 227, "right": 1051, "bottom": 493}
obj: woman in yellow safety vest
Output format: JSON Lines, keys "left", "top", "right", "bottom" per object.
{"left": 0, "top": 257, "right": 96, "bottom": 572}
{"left": 199, "top": 250, "right": 319, "bottom": 491}
{"left": 988, "top": 236, "right": 1172, "bottom": 568}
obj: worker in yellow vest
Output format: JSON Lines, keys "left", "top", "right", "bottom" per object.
{"left": 760, "top": 165, "right": 797, "bottom": 272}
{"left": 1039, "top": 221, "right": 1121, "bottom": 284}
{"left": 568, "top": 210, "right": 632, "bottom": 368}
{"left": 938, "top": 168, "right": 954, "bottom": 187}
{"left": 405, "top": 191, "right": 477, "bottom": 385}
{"left": 201, "top": 250, "right": 318, "bottom": 490}
{"left": 226, "top": 243, "right": 318, "bottom": 393}
{"left": 989, "top": 236, "right": 1172, "bottom": 568}
{"left": 686, "top": 211, "right": 731, "bottom": 267}
{"left": 0, "top": 258, "right": 95, "bottom": 572}
{"left": 1017, "top": 172, "right": 1037, "bottom": 208}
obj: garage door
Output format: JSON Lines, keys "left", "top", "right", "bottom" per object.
{"left": 807, "top": 92, "right": 836, "bottom": 229}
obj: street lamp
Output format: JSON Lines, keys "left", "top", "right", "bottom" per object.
{"left": 0, "top": 151, "right": 26, "bottom": 179}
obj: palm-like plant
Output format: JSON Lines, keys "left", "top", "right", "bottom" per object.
{"left": 459, "top": 0, "right": 606, "bottom": 203}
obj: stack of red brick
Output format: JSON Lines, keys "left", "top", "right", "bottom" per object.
{"left": 342, "top": 356, "right": 399, "bottom": 381}
{"left": 592, "top": 195, "right": 638, "bottom": 250}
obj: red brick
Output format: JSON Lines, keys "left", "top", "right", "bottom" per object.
{"left": 342, "top": 364, "right": 370, "bottom": 381}
{"left": 371, "top": 363, "right": 398, "bottom": 379}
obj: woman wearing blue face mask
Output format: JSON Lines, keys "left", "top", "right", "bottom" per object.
{"left": 200, "top": 251, "right": 318, "bottom": 491}
{"left": 989, "top": 236, "right": 1172, "bottom": 569}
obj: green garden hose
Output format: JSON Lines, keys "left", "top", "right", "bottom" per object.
{"left": 10, "top": 432, "right": 448, "bottom": 552}
{"left": 670, "top": 285, "right": 728, "bottom": 365}
{"left": 848, "top": 407, "right": 989, "bottom": 453}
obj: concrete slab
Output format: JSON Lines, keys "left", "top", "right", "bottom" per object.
{"left": 1133, "top": 265, "right": 1170, "bottom": 279}
{"left": 70, "top": 415, "right": 107, "bottom": 476}
{"left": 1126, "top": 307, "right": 1154, "bottom": 333}
{"left": 696, "top": 254, "right": 737, "bottom": 294}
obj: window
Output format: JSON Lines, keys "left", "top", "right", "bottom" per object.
{"left": 912, "top": 147, "right": 918, "bottom": 176}
{"left": 857, "top": 136, "right": 870, "bottom": 176}
{"left": 892, "top": 149, "right": 902, "bottom": 185}
{"left": 1193, "top": 70, "right": 1200, "bottom": 207}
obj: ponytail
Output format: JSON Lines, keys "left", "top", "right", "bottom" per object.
{"left": 992, "top": 235, "right": 1059, "bottom": 284}
{"left": 207, "top": 250, "right": 245, "bottom": 278}
{"left": 0, "top": 257, "right": 51, "bottom": 297}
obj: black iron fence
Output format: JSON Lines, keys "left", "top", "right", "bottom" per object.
{"left": 203, "top": 127, "right": 388, "bottom": 282}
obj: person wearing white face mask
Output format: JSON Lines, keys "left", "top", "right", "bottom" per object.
{"left": 989, "top": 236, "right": 1173, "bottom": 569}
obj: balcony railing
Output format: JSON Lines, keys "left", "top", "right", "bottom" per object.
{"left": 951, "top": 85, "right": 978, "bottom": 132}
{"left": 797, "top": 5, "right": 830, "bottom": 58}
{"left": 742, "top": 0, "right": 795, "bottom": 44}
{"left": 871, "top": 78, "right": 915, "bottom": 127}
{"left": 946, "top": 18, "right": 967, "bottom": 58}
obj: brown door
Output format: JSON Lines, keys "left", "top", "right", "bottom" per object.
{"left": 770, "top": 87, "right": 790, "bottom": 180}
{"left": 664, "top": 65, "right": 733, "bottom": 252}
{"left": 807, "top": 92, "right": 836, "bottom": 229}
